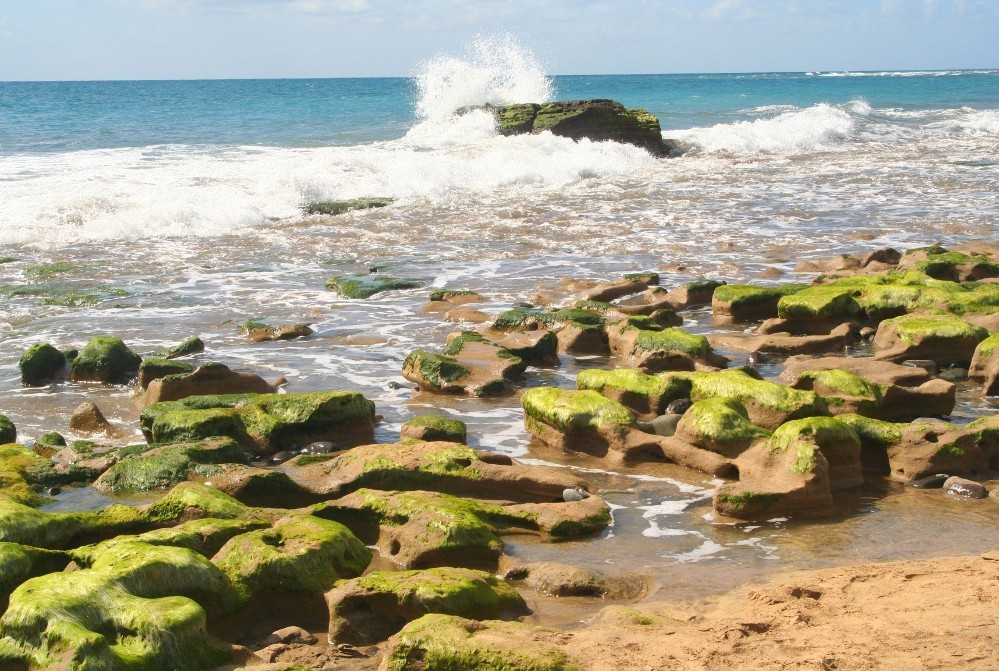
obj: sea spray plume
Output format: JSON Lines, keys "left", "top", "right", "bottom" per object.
{"left": 413, "top": 34, "right": 554, "bottom": 121}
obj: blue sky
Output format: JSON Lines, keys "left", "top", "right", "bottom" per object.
{"left": 0, "top": 0, "right": 997, "bottom": 80}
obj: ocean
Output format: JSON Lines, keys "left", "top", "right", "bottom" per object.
{"left": 1, "top": 40, "right": 998, "bottom": 598}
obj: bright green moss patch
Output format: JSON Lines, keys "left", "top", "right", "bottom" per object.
{"left": 576, "top": 368, "right": 692, "bottom": 406}
{"left": 18, "top": 343, "right": 67, "bottom": 385}
{"left": 70, "top": 336, "right": 142, "bottom": 383}
{"left": 403, "top": 351, "right": 471, "bottom": 386}
{"left": 401, "top": 415, "right": 468, "bottom": 443}
{"left": 767, "top": 417, "right": 861, "bottom": 475}
{"left": 714, "top": 284, "right": 807, "bottom": 308}
{"left": 144, "top": 482, "right": 258, "bottom": 525}
{"left": 977, "top": 333, "right": 999, "bottom": 358}
{"left": 94, "top": 438, "right": 247, "bottom": 494}
{"left": 304, "top": 197, "right": 393, "bottom": 216}
{"left": 631, "top": 326, "right": 711, "bottom": 357}
{"left": 716, "top": 492, "right": 782, "bottom": 511}
{"left": 798, "top": 369, "right": 884, "bottom": 402}
{"left": 688, "top": 369, "right": 828, "bottom": 418}
{"left": 777, "top": 286, "right": 864, "bottom": 319}
{"left": 880, "top": 314, "right": 988, "bottom": 345}
{"left": 682, "top": 398, "right": 771, "bottom": 445}
{"left": 326, "top": 274, "right": 422, "bottom": 299}
{"left": 521, "top": 388, "right": 635, "bottom": 432}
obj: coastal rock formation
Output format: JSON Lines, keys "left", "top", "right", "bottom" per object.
{"left": 779, "top": 355, "right": 934, "bottom": 386}
{"left": 139, "top": 391, "right": 376, "bottom": 455}
{"left": 92, "top": 437, "right": 248, "bottom": 494}
{"left": 872, "top": 314, "right": 989, "bottom": 364}
{"left": 607, "top": 317, "right": 728, "bottom": 372}
{"left": 400, "top": 415, "right": 468, "bottom": 443}
{"left": 484, "top": 99, "right": 684, "bottom": 157}
{"left": 325, "top": 567, "right": 528, "bottom": 645}
{"left": 140, "top": 361, "right": 276, "bottom": 406}
{"left": 969, "top": 333, "right": 999, "bottom": 395}
{"left": 402, "top": 335, "right": 527, "bottom": 396}
{"left": 18, "top": 343, "right": 67, "bottom": 385}
{"left": 326, "top": 273, "right": 422, "bottom": 299}
{"left": 69, "top": 336, "right": 143, "bottom": 384}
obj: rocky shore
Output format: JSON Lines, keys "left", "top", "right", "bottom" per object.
{"left": 1, "top": 240, "right": 998, "bottom": 670}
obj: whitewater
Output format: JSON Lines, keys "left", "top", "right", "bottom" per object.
{"left": 1, "top": 37, "right": 998, "bottom": 597}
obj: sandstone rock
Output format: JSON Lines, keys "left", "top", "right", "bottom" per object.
{"left": 402, "top": 336, "right": 526, "bottom": 397}
{"left": 943, "top": 476, "right": 987, "bottom": 499}
{"left": 711, "top": 321, "right": 854, "bottom": 356}
{"left": 326, "top": 567, "right": 528, "bottom": 645}
{"left": 137, "top": 358, "right": 195, "bottom": 390}
{"left": 873, "top": 315, "right": 988, "bottom": 365}
{"left": 400, "top": 415, "right": 467, "bottom": 443}
{"left": 18, "top": 343, "right": 67, "bottom": 385}
{"left": 969, "top": 333, "right": 999, "bottom": 395}
{"left": 780, "top": 355, "right": 934, "bottom": 386}
{"left": 712, "top": 284, "right": 808, "bottom": 322}
{"left": 68, "top": 401, "right": 115, "bottom": 436}
{"left": 607, "top": 317, "right": 728, "bottom": 372}
{"left": 140, "top": 361, "right": 275, "bottom": 406}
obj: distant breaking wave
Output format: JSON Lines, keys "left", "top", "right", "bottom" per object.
{"left": 808, "top": 69, "right": 999, "bottom": 77}
{"left": 676, "top": 103, "right": 855, "bottom": 154}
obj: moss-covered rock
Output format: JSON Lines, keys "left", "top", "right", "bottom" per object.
{"left": 92, "top": 437, "right": 248, "bottom": 494}
{"left": 326, "top": 273, "right": 421, "bottom": 299}
{"left": 136, "top": 358, "right": 194, "bottom": 390}
{"left": 777, "top": 285, "right": 864, "bottom": 320}
{"left": 712, "top": 284, "right": 808, "bottom": 321}
{"left": 682, "top": 368, "right": 829, "bottom": 430}
{"left": 0, "top": 416, "right": 15, "bottom": 445}
{"left": 492, "top": 307, "right": 609, "bottom": 355}
{"left": 898, "top": 247, "right": 999, "bottom": 281}
{"left": 0, "top": 497, "right": 146, "bottom": 549}
{"left": 401, "top": 415, "right": 467, "bottom": 443}
{"left": 289, "top": 441, "right": 589, "bottom": 504}
{"left": 143, "top": 481, "right": 261, "bottom": 526}
{"left": 212, "top": 514, "right": 370, "bottom": 602}
{"left": 382, "top": 614, "right": 579, "bottom": 671}
{"left": 83, "top": 517, "right": 267, "bottom": 559}
{"left": 403, "top": 340, "right": 526, "bottom": 397}
{"left": 766, "top": 417, "right": 863, "bottom": 491}
{"left": 969, "top": 333, "right": 999, "bottom": 396}
{"left": 674, "top": 398, "right": 770, "bottom": 458}
{"left": 18, "top": 343, "right": 67, "bottom": 385}
{"left": 873, "top": 314, "right": 989, "bottom": 365}
{"left": 0, "top": 542, "right": 68, "bottom": 598}
{"left": 313, "top": 489, "right": 538, "bottom": 569}
{"left": 576, "top": 368, "right": 691, "bottom": 418}
{"left": 0, "top": 538, "right": 233, "bottom": 671}
{"left": 326, "top": 567, "right": 529, "bottom": 645}
{"left": 304, "top": 197, "right": 393, "bottom": 216}
{"left": 149, "top": 336, "right": 205, "bottom": 360}
{"left": 608, "top": 318, "right": 726, "bottom": 372}
{"left": 139, "top": 391, "right": 376, "bottom": 455}
{"left": 522, "top": 387, "right": 636, "bottom": 458}
{"left": 69, "top": 336, "right": 142, "bottom": 384}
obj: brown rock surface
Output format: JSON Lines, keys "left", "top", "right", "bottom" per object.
{"left": 140, "top": 362, "right": 275, "bottom": 406}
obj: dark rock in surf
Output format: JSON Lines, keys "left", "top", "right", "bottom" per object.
{"left": 473, "top": 100, "right": 687, "bottom": 157}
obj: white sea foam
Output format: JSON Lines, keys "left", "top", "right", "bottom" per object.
{"left": 814, "top": 69, "right": 997, "bottom": 77}
{"left": 927, "top": 108, "right": 999, "bottom": 134}
{"left": 676, "top": 103, "right": 855, "bottom": 154}
{"left": 413, "top": 34, "right": 553, "bottom": 121}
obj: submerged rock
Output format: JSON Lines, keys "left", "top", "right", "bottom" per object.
{"left": 303, "top": 197, "right": 393, "bottom": 216}
{"left": 607, "top": 317, "right": 728, "bottom": 372}
{"left": 92, "top": 437, "right": 248, "bottom": 494}
{"left": 402, "top": 335, "right": 526, "bottom": 397}
{"left": 400, "top": 415, "right": 468, "bottom": 443}
{"left": 0, "top": 414, "right": 15, "bottom": 445}
{"left": 326, "top": 273, "right": 422, "bottom": 299}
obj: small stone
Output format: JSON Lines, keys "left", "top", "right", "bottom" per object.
{"left": 902, "top": 359, "right": 939, "bottom": 376}
{"left": 68, "top": 402, "right": 114, "bottom": 436}
{"left": 270, "top": 451, "right": 295, "bottom": 464}
{"left": 859, "top": 327, "right": 876, "bottom": 340}
{"left": 563, "top": 488, "right": 590, "bottom": 502}
{"left": 641, "top": 413, "right": 682, "bottom": 437}
{"left": 910, "top": 473, "right": 949, "bottom": 489}
{"left": 943, "top": 476, "right": 987, "bottom": 499}
{"left": 746, "top": 351, "right": 769, "bottom": 365}
{"left": 939, "top": 367, "right": 969, "bottom": 382}
{"left": 262, "top": 625, "right": 318, "bottom": 646}
{"left": 665, "top": 398, "right": 692, "bottom": 415}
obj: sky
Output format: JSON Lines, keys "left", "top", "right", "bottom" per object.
{"left": 0, "top": 0, "right": 997, "bottom": 80}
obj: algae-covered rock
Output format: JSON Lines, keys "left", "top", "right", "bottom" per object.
{"left": 607, "top": 317, "right": 727, "bottom": 372}
{"left": 685, "top": 368, "right": 830, "bottom": 430}
{"left": 777, "top": 285, "right": 864, "bottom": 320}
{"left": 522, "top": 387, "right": 637, "bottom": 458}
{"left": 304, "top": 197, "right": 393, "bottom": 216}
{"left": 69, "top": 336, "right": 142, "bottom": 384}
{"left": 493, "top": 307, "right": 609, "bottom": 355}
{"left": 968, "top": 333, "right": 999, "bottom": 396}
{"left": 0, "top": 542, "right": 68, "bottom": 598}
{"left": 90, "top": 517, "right": 267, "bottom": 559}
{"left": 139, "top": 390, "right": 376, "bottom": 455}
{"left": 137, "top": 357, "right": 194, "bottom": 390}
{"left": 403, "top": 339, "right": 526, "bottom": 397}
{"left": 401, "top": 415, "right": 467, "bottom": 443}
{"left": 712, "top": 284, "right": 807, "bottom": 321}
{"left": 0, "top": 497, "right": 145, "bottom": 549}
{"left": 382, "top": 614, "right": 579, "bottom": 671}
{"left": 0, "top": 416, "right": 15, "bottom": 445}
{"left": 673, "top": 398, "right": 770, "bottom": 458}
{"left": 212, "top": 514, "right": 370, "bottom": 602}
{"left": 143, "top": 481, "right": 261, "bottom": 526}
{"left": 92, "top": 437, "right": 248, "bottom": 494}
{"left": 576, "top": 368, "right": 691, "bottom": 418}
{"left": 0, "top": 538, "right": 233, "bottom": 671}
{"left": 150, "top": 336, "right": 205, "bottom": 360}
{"left": 793, "top": 368, "right": 955, "bottom": 421}
{"left": 140, "top": 361, "right": 275, "bottom": 406}
{"left": 313, "top": 489, "right": 539, "bottom": 569}
{"left": 0, "top": 442, "right": 67, "bottom": 506}
{"left": 486, "top": 98, "right": 671, "bottom": 158}
{"left": 898, "top": 247, "right": 999, "bottom": 282}
{"left": 326, "top": 273, "right": 421, "bottom": 299}
{"left": 326, "top": 567, "right": 529, "bottom": 645}
{"left": 766, "top": 417, "right": 863, "bottom": 492}
{"left": 18, "top": 343, "right": 67, "bottom": 385}
{"left": 873, "top": 314, "right": 989, "bottom": 365}
{"left": 289, "top": 440, "right": 589, "bottom": 503}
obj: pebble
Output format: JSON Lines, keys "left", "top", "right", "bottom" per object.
{"left": 261, "top": 625, "right": 317, "bottom": 646}
{"left": 910, "top": 473, "right": 949, "bottom": 489}
{"left": 270, "top": 451, "right": 294, "bottom": 464}
{"left": 563, "top": 488, "right": 590, "bottom": 502}
{"left": 746, "top": 351, "right": 769, "bottom": 365}
{"left": 943, "top": 476, "right": 988, "bottom": 499}
{"left": 858, "top": 326, "right": 876, "bottom": 340}
{"left": 646, "top": 413, "right": 682, "bottom": 437}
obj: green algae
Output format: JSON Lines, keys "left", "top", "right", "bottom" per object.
{"left": 402, "top": 351, "right": 471, "bottom": 387}
{"left": 70, "top": 336, "right": 142, "bottom": 384}
{"left": 767, "top": 417, "right": 861, "bottom": 475}
{"left": 681, "top": 398, "right": 771, "bottom": 446}
{"left": 521, "top": 388, "right": 635, "bottom": 432}
{"left": 401, "top": 415, "right": 468, "bottom": 443}
{"left": 304, "top": 197, "right": 393, "bottom": 216}
{"left": 879, "top": 314, "right": 989, "bottom": 345}
{"left": 94, "top": 438, "right": 247, "bottom": 494}
{"left": 777, "top": 286, "right": 864, "bottom": 319}
{"left": 18, "top": 343, "right": 67, "bottom": 385}
{"left": 326, "top": 273, "right": 421, "bottom": 299}
{"left": 687, "top": 368, "right": 828, "bottom": 419}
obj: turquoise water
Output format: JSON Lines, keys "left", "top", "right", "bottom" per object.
{"left": 3, "top": 70, "right": 997, "bottom": 153}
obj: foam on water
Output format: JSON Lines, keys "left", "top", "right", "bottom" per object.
{"left": 677, "top": 102, "right": 855, "bottom": 154}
